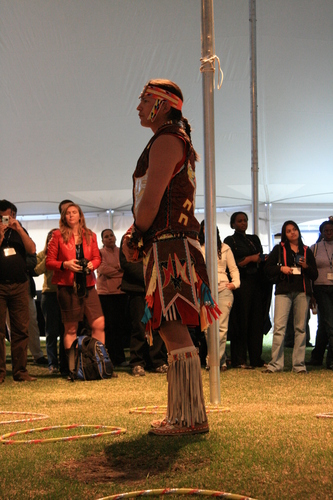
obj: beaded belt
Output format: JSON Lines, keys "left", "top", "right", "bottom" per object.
{"left": 167, "top": 349, "right": 199, "bottom": 364}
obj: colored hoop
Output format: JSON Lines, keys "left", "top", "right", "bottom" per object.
{"left": 129, "top": 405, "right": 230, "bottom": 415}
{"left": 0, "top": 411, "right": 49, "bottom": 425}
{"left": 97, "top": 488, "right": 257, "bottom": 500}
{"left": 1, "top": 424, "right": 126, "bottom": 445}
{"left": 206, "top": 405, "right": 231, "bottom": 414}
{"left": 129, "top": 406, "right": 166, "bottom": 415}
{"left": 316, "top": 412, "right": 333, "bottom": 419}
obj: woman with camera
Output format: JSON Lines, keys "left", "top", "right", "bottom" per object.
{"left": 46, "top": 203, "right": 104, "bottom": 379}
{"left": 264, "top": 220, "right": 317, "bottom": 373}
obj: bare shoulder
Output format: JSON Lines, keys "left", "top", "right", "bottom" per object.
{"left": 150, "top": 133, "right": 184, "bottom": 158}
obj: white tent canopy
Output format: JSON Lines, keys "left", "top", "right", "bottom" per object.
{"left": 1, "top": 0, "right": 332, "bottom": 238}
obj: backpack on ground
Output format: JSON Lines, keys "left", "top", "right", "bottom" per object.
{"left": 69, "top": 335, "right": 114, "bottom": 381}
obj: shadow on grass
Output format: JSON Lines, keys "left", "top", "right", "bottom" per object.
{"left": 62, "top": 432, "right": 210, "bottom": 485}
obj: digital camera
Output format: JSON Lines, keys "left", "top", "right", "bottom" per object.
{"left": 0, "top": 215, "right": 9, "bottom": 225}
{"left": 77, "top": 258, "right": 91, "bottom": 275}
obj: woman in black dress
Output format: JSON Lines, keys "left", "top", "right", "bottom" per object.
{"left": 224, "top": 211, "right": 269, "bottom": 368}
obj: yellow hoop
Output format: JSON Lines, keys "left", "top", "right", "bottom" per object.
{"left": 129, "top": 406, "right": 166, "bottom": 414}
{"left": 97, "top": 487, "right": 257, "bottom": 500}
{"left": 0, "top": 411, "right": 49, "bottom": 425}
{"left": 1, "top": 424, "right": 126, "bottom": 445}
{"left": 316, "top": 412, "right": 333, "bottom": 419}
{"left": 129, "top": 405, "right": 230, "bottom": 415}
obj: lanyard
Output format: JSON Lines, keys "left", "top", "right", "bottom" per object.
{"left": 323, "top": 241, "right": 333, "bottom": 270}
{"left": 3, "top": 228, "right": 13, "bottom": 246}
{"left": 281, "top": 243, "right": 307, "bottom": 293}
{"left": 76, "top": 244, "right": 82, "bottom": 260}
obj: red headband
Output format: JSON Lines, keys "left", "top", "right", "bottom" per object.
{"left": 140, "top": 84, "right": 183, "bottom": 111}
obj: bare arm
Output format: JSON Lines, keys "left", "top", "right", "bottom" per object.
{"left": 135, "top": 134, "right": 184, "bottom": 233}
{"left": 10, "top": 219, "right": 36, "bottom": 254}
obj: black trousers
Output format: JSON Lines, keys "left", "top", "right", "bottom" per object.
{"left": 311, "top": 285, "right": 333, "bottom": 368}
{"left": 228, "top": 274, "right": 264, "bottom": 367}
{"left": 0, "top": 282, "right": 30, "bottom": 379}
{"left": 128, "top": 293, "right": 166, "bottom": 369}
{"left": 98, "top": 294, "right": 128, "bottom": 366}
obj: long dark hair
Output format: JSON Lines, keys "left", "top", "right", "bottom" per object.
{"left": 147, "top": 79, "right": 199, "bottom": 161}
{"left": 281, "top": 220, "right": 304, "bottom": 252}
{"left": 198, "top": 220, "right": 222, "bottom": 259}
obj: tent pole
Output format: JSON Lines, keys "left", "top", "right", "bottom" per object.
{"left": 201, "top": 0, "right": 220, "bottom": 404}
{"left": 266, "top": 203, "right": 272, "bottom": 252}
{"left": 107, "top": 209, "right": 113, "bottom": 230}
{"left": 249, "top": 0, "right": 259, "bottom": 234}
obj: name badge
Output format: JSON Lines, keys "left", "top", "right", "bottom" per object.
{"left": 327, "top": 272, "right": 333, "bottom": 281}
{"left": 291, "top": 267, "right": 301, "bottom": 275}
{"left": 3, "top": 247, "right": 16, "bottom": 257}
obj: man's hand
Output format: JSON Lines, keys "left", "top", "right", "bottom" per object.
{"left": 7, "top": 216, "right": 36, "bottom": 254}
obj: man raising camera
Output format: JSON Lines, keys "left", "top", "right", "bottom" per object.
{"left": 0, "top": 199, "right": 37, "bottom": 382}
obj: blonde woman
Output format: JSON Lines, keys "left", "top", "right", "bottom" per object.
{"left": 46, "top": 203, "right": 104, "bottom": 380}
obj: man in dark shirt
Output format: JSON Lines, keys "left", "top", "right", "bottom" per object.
{"left": 0, "top": 199, "right": 37, "bottom": 382}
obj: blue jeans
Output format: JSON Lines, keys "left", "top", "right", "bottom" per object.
{"left": 268, "top": 292, "right": 310, "bottom": 372}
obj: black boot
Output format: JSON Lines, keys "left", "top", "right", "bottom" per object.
{"left": 65, "top": 347, "right": 77, "bottom": 382}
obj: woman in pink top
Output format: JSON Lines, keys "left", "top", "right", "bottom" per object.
{"left": 97, "top": 229, "right": 129, "bottom": 367}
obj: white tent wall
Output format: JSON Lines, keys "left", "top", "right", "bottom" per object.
{"left": 1, "top": 1, "right": 332, "bottom": 234}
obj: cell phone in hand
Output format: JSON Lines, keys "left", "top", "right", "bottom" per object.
{"left": 295, "top": 254, "right": 303, "bottom": 264}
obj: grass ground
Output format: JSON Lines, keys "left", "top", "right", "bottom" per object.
{"left": 0, "top": 338, "right": 332, "bottom": 500}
